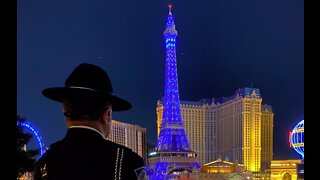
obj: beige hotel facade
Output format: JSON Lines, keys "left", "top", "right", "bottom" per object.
{"left": 157, "top": 87, "right": 274, "bottom": 173}
{"left": 107, "top": 120, "right": 147, "bottom": 162}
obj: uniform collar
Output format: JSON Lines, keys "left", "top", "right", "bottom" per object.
{"left": 68, "top": 126, "right": 105, "bottom": 139}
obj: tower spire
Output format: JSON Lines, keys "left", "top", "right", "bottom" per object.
{"left": 145, "top": 4, "right": 200, "bottom": 179}
{"left": 157, "top": 3, "right": 187, "bottom": 152}
{"left": 164, "top": 3, "right": 177, "bottom": 35}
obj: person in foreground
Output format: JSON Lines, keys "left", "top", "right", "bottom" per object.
{"left": 33, "top": 63, "right": 146, "bottom": 180}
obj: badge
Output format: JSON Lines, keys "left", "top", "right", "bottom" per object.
{"left": 135, "top": 166, "right": 148, "bottom": 180}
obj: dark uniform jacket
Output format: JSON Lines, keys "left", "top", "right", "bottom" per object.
{"left": 33, "top": 128, "right": 145, "bottom": 180}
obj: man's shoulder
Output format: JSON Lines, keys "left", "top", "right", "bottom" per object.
{"left": 103, "top": 140, "right": 143, "bottom": 161}
{"left": 102, "top": 140, "right": 145, "bottom": 179}
{"left": 34, "top": 139, "right": 146, "bottom": 180}
{"left": 105, "top": 140, "right": 140, "bottom": 157}
{"left": 46, "top": 138, "right": 136, "bottom": 155}
{"left": 103, "top": 140, "right": 135, "bottom": 154}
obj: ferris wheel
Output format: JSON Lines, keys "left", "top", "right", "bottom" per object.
{"left": 17, "top": 121, "right": 46, "bottom": 156}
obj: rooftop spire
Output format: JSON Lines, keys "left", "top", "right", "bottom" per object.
{"left": 164, "top": 3, "right": 177, "bottom": 35}
{"left": 168, "top": 3, "right": 172, "bottom": 14}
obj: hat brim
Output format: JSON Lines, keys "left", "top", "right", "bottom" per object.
{"left": 42, "top": 87, "right": 131, "bottom": 111}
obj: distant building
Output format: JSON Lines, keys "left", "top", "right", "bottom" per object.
{"left": 216, "top": 88, "right": 263, "bottom": 172}
{"left": 261, "top": 105, "right": 274, "bottom": 172}
{"left": 188, "top": 158, "right": 252, "bottom": 180}
{"left": 156, "top": 99, "right": 216, "bottom": 166}
{"left": 270, "top": 159, "right": 302, "bottom": 180}
{"left": 107, "top": 120, "right": 147, "bottom": 162}
{"left": 157, "top": 87, "right": 274, "bottom": 173}
{"left": 200, "top": 158, "right": 246, "bottom": 173}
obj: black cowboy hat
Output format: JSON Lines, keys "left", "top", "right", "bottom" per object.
{"left": 42, "top": 63, "right": 131, "bottom": 111}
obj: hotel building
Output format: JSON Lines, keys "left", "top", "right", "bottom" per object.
{"left": 261, "top": 105, "right": 274, "bottom": 172}
{"left": 107, "top": 120, "right": 147, "bottom": 162}
{"left": 156, "top": 99, "right": 216, "bottom": 166}
{"left": 157, "top": 87, "right": 274, "bottom": 173}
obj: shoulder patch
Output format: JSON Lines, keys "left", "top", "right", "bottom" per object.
{"left": 135, "top": 166, "right": 148, "bottom": 180}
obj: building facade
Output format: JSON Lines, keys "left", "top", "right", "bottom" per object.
{"left": 107, "top": 120, "right": 147, "bottom": 162}
{"left": 189, "top": 158, "right": 252, "bottom": 180}
{"left": 261, "top": 105, "right": 274, "bottom": 172}
{"left": 217, "top": 88, "right": 262, "bottom": 172}
{"left": 200, "top": 158, "right": 246, "bottom": 173}
{"left": 270, "top": 159, "right": 301, "bottom": 180}
{"left": 156, "top": 99, "right": 216, "bottom": 166}
{"left": 157, "top": 87, "right": 274, "bottom": 173}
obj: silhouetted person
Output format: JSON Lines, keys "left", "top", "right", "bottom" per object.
{"left": 33, "top": 63, "right": 145, "bottom": 180}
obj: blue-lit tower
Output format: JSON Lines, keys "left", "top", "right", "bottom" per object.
{"left": 156, "top": 4, "right": 190, "bottom": 153}
{"left": 146, "top": 4, "right": 200, "bottom": 179}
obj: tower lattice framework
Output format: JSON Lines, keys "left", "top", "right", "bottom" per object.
{"left": 146, "top": 4, "right": 200, "bottom": 179}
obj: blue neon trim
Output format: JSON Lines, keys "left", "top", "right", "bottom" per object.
{"left": 17, "top": 121, "right": 45, "bottom": 156}
{"left": 290, "top": 120, "right": 304, "bottom": 159}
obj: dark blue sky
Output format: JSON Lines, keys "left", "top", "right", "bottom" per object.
{"left": 17, "top": 0, "right": 304, "bottom": 160}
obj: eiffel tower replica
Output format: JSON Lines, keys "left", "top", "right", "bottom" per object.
{"left": 145, "top": 4, "right": 200, "bottom": 180}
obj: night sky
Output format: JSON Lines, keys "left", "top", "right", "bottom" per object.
{"left": 17, "top": 0, "right": 304, "bottom": 160}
